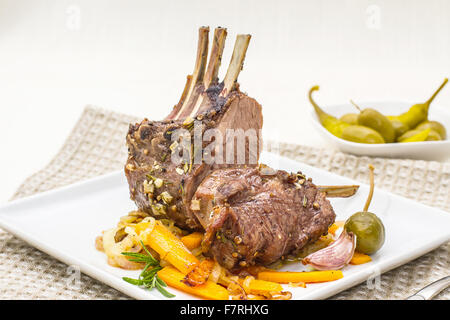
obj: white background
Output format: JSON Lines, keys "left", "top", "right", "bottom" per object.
{"left": 1, "top": 0, "right": 450, "bottom": 203}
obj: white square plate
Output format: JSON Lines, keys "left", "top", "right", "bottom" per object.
{"left": 0, "top": 152, "right": 449, "bottom": 300}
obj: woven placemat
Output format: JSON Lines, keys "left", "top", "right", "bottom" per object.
{"left": 2, "top": 105, "right": 449, "bottom": 300}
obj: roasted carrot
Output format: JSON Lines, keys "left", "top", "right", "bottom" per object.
{"left": 328, "top": 221, "right": 345, "bottom": 235}
{"left": 135, "top": 220, "right": 199, "bottom": 274}
{"left": 328, "top": 224, "right": 339, "bottom": 235}
{"left": 350, "top": 252, "right": 372, "bottom": 265}
{"left": 239, "top": 276, "right": 283, "bottom": 295}
{"left": 181, "top": 232, "right": 204, "bottom": 250}
{"left": 184, "top": 259, "right": 215, "bottom": 286}
{"left": 258, "top": 270, "right": 343, "bottom": 284}
{"left": 158, "top": 266, "right": 229, "bottom": 300}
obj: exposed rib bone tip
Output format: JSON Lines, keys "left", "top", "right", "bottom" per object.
{"left": 174, "top": 27, "right": 210, "bottom": 120}
{"left": 221, "top": 34, "right": 251, "bottom": 96}
{"left": 203, "top": 27, "right": 227, "bottom": 87}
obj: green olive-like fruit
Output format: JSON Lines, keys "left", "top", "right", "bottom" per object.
{"left": 389, "top": 118, "right": 409, "bottom": 138}
{"left": 340, "top": 113, "right": 359, "bottom": 125}
{"left": 345, "top": 211, "right": 385, "bottom": 254}
{"left": 341, "top": 125, "right": 385, "bottom": 144}
{"left": 358, "top": 109, "right": 396, "bottom": 143}
{"left": 397, "top": 128, "right": 439, "bottom": 142}
{"left": 425, "top": 129, "right": 442, "bottom": 141}
{"left": 415, "top": 121, "right": 446, "bottom": 140}
{"left": 397, "top": 129, "right": 422, "bottom": 142}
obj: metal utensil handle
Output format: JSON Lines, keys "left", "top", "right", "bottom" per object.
{"left": 407, "top": 276, "right": 450, "bottom": 300}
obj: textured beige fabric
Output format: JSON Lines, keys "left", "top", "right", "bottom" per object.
{"left": 2, "top": 105, "right": 449, "bottom": 300}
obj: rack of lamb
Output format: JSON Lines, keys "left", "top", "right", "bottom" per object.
{"left": 125, "top": 27, "right": 335, "bottom": 270}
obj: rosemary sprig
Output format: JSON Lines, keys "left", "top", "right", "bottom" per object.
{"left": 121, "top": 241, "right": 175, "bottom": 298}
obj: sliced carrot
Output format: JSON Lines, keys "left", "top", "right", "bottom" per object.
{"left": 158, "top": 266, "right": 229, "bottom": 300}
{"left": 181, "top": 232, "right": 204, "bottom": 250}
{"left": 245, "top": 295, "right": 266, "bottom": 300}
{"left": 350, "top": 252, "right": 372, "bottom": 265}
{"left": 135, "top": 220, "right": 199, "bottom": 275}
{"left": 239, "top": 276, "right": 283, "bottom": 295}
{"left": 184, "top": 259, "right": 215, "bottom": 286}
{"left": 328, "top": 220, "right": 345, "bottom": 235}
{"left": 328, "top": 224, "right": 339, "bottom": 235}
{"left": 134, "top": 221, "right": 152, "bottom": 234}
{"left": 258, "top": 270, "right": 343, "bottom": 284}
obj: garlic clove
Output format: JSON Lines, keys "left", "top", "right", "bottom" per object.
{"left": 302, "top": 230, "right": 356, "bottom": 270}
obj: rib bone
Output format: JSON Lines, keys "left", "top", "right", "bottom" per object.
{"left": 165, "top": 75, "right": 192, "bottom": 120}
{"left": 318, "top": 185, "right": 360, "bottom": 198}
{"left": 203, "top": 27, "right": 228, "bottom": 88}
{"left": 221, "top": 34, "right": 251, "bottom": 97}
{"left": 177, "top": 75, "right": 192, "bottom": 107}
{"left": 173, "top": 27, "right": 210, "bottom": 120}
{"left": 189, "top": 27, "right": 228, "bottom": 118}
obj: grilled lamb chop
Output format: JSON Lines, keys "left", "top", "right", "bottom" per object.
{"left": 192, "top": 166, "right": 336, "bottom": 270}
{"left": 125, "top": 27, "right": 263, "bottom": 230}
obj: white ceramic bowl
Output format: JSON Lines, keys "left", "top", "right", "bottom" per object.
{"left": 311, "top": 101, "right": 450, "bottom": 160}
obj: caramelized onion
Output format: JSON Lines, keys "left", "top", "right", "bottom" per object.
{"left": 208, "top": 262, "right": 222, "bottom": 283}
{"left": 270, "top": 291, "right": 292, "bottom": 300}
{"left": 102, "top": 227, "right": 143, "bottom": 270}
{"left": 302, "top": 230, "right": 356, "bottom": 270}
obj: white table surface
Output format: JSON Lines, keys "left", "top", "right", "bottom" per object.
{"left": 1, "top": 0, "right": 450, "bottom": 203}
